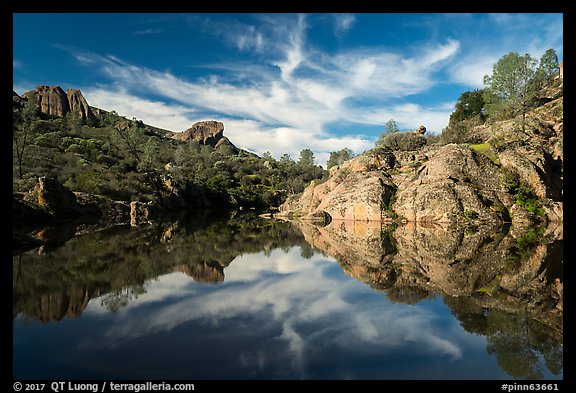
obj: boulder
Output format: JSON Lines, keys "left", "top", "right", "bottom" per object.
{"left": 25, "top": 177, "right": 100, "bottom": 220}
{"left": 394, "top": 144, "right": 509, "bottom": 223}
{"left": 279, "top": 153, "right": 398, "bottom": 222}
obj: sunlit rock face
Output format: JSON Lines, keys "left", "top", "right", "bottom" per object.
{"left": 167, "top": 121, "right": 225, "bottom": 146}
{"left": 21, "top": 85, "right": 97, "bottom": 124}
{"left": 278, "top": 151, "right": 398, "bottom": 222}
{"left": 278, "top": 96, "right": 563, "bottom": 227}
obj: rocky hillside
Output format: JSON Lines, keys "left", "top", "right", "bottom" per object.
{"left": 277, "top": 92, "right": 563, "bottom": 229}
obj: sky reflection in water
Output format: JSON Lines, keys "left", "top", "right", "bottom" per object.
{"left": 16, "top": 246, "right": 515, "bottom": 380}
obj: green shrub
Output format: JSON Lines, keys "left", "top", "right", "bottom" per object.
{"left": 381, "top": 132, "right": 427, "bottom": 151}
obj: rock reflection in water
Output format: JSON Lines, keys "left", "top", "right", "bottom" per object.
{"left": 295, "top": 219, "right": 562, "bottom": 380}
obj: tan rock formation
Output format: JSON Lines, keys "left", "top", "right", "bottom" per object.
{"left": 21, "top": 85, "right": 97, "bottom": 124}
{"left": 394, "top": 144, "right": 508, "bottom": 223}
{"left": 23, "top": 85, "right": 70, "bottom": 118}
{"left": 25, "top": 176, "right": 99, "bottom": 220}
{"left": 167, "top": 120, "right": 226, "bottom": 147}
{"left": 279, "top": 151, "right": 397, "bottom": 222}
{"left": 66, "top": 88, "right": 97, "bottom": 124}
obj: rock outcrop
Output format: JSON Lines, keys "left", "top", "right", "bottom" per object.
{"left": 66, "top": 88, "right": 97, "bottom": 124}
{"left": 21, "top": 85, "right": 97, "bottom": 124}
{"left": 279, "top": 151, "right": 398, "bottom": 222}
{"left": 393, "top": 144, "right": 510, "bottom": 223}
{"left": 278, "top": 112, "right": 562, "bottom": 226}
{"left": 166, "top": 120, "right": 233, "bottom": 148}
{"left": 23, "top": 85, "right": 69, "bottom": 118}
{"left": 24, "top": 177, "right": 100, "bottom": 220}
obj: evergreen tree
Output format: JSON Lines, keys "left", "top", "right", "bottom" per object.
{"left": 536, "top": 48, "right": 559, "bottom": 86}
{"left": 327, "top": 148, "right": 354, "bottom": 169}
{"left": 483, "top": 51, "right": 539, "bottom": 131}
{"left": 298, "top": 149, "right": 315, "bottom": 166}
{"left": 450, "top": 89, "right": 486, "bottom": 123}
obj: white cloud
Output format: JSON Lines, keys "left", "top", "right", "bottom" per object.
{"left": 333, "top": 14, "right": 356, "bottom": 36}
{"left": 449, "top": 55, "right": 498, "bottom": 88}
{"left": 83, "top": 88, "right": 196, "bottom": 131}
{"left": 356, "top": 102, "right": 455, "bottom": 134}
{"left": 60, "top": 15, "right": 466, "bottom": 164}
{"left": 133, "top": 28, "right": 163, "bottom": 35}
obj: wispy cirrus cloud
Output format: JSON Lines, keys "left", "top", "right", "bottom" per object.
{"left": 133, "top": 28, "right": 163, "bottom": 36}
{"left": 61, "top": 14, "right": 461, "bottom": 166}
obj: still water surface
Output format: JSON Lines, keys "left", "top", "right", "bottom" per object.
{"left": 13, "top": 213, "right": 562, "bottom": 379}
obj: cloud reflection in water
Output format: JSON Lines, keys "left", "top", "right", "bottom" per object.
{"left": 82, "top": 247, "right": 481, "bottom": 378}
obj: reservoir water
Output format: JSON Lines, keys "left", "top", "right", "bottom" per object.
{"left": 13, "top": 213, "right": 563, "bottom": 380}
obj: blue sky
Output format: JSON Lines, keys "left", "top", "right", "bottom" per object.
{"left": 13, "top": 13, "right": 563, "bottom": 167}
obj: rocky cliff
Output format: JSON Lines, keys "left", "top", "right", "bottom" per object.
{"left": 278, "top": 100, "right": 563, "bottom": 227}
{"left": 19, "top": 85, "right": 97, "bottom": 124}
{"left": 66, "top": 88, "right": 98, "bottom": 124}
{"left": 166, "top": 120, "right": 237, "bottom": 150}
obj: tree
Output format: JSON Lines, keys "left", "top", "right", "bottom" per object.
{"left": 376, "top": 118, "right": 399, "bottom": 147}
{"left": 327, "top": 148, "right": 354, "bottom": 169}
{"left": 535, "top": 48, "right": 559, "bottom": 86}
{"left": 450, "top": 89, "right": 486, "bottom": 123}
{"left": 483, "top": 51, "right": 539, "bottom": 131}
{"left": 262, "top": 151, "right": 274, "bottom": 160}
{"left": 13, "top": 100, "right": 40, "bottom": 179}
{"left": 298, "top": 149, "right": 315, "bottom": 166}
{"left": 279, "top": 153, "right": 294, "bottom": 165}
